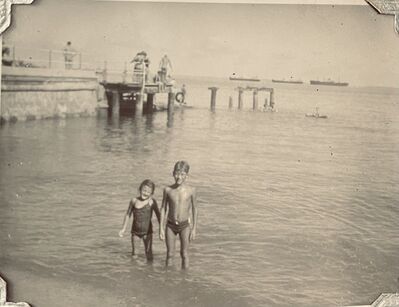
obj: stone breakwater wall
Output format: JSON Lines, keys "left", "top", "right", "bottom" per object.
{"left": 1, "top": 67, "right": 103, "bottom": 122}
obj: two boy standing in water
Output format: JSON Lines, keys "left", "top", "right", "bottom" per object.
{"left": 119, "top": 161, "right": 197, "bottom": 269}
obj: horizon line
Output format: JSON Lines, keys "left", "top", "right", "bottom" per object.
{"left": 95, "top": 0, "right": 367, "bottom": 5}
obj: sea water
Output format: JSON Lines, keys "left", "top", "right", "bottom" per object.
{"left": 0, "top": 78, "right": 398, "bottom": 306}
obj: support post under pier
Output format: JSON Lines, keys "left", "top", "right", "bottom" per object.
{"left": 229, "top": 96, "right": 233, "bottom": 109}
{"left": 146, "top": 93, "right": 155, "bottom": 114}
{"left": 135, "top": 92, "right": 144, "bottom": 114}
{"left": 253, "top": 89, "right": 258, "bottom": 111}
{"left": 168, "top": 92, "right": 175, "bottom": 117}
{"left": 208, "top": 87, "right": 218, "bottom": 111}
{"left": 238, "top": 88, "right": 243, "bottom": 110}
{"left": 270, "top": 90, "right": 275, "bottom": 110}
{"left": 111, "top": 90, "right": 120, "bottom": 116}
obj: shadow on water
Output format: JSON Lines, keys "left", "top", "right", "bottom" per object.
{"left": 144, "top": 113, "right": 154, "bottom": 133}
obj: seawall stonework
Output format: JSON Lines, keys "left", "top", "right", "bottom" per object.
{"left": 1, "top": 67, "right": 101, "bottom": 122}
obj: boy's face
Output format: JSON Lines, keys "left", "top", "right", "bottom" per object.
{"left": 140, "top": 185, "right": 153, "bottom": 199}
{"left": 173, "top": 170, "right": 188, "bottom": 185}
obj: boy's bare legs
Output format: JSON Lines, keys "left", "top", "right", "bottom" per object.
{"left": 165, "top": 226, "right": 176, "bottom": 267}
{"left": 131, "top": 235, "right": 138, "bottom": 259}
{"left": 180, "top": 226, "right": 191, "bottom": 269}
{"left": 143, "top": 234, "right": 153, "bottom": 261}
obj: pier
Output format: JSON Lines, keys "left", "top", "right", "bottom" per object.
{"left": 1, "top": 43, "right": 180, "bottom": 122}
{"left": 208, "top": 85, "right": 275, "bottom": 111}
{"left": 236, "top": 86, "right": 275, "bottom": 110}
{"left": 101, "top": 69, "right": 175, "bottom": 116}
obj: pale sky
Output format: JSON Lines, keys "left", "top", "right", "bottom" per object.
{"left": 4, "top": 0, "right": 399, "bottom": 87}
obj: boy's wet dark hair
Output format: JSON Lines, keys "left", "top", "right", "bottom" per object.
{"left": 173, "top": 161, "right": 190, "bottom": 174}
{"left": 139, "top": 179, "right": 155, "bottom": 194}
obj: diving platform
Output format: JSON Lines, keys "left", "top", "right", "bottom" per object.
{"left": 100, "top": 81, "right": 173, "bottom": 94}
{"left": 100, "top": 79, "right": 175, "bottom": 116}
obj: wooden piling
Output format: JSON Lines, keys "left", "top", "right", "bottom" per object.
{"left": 167, "top": 91, "right": 175, "bottom": 117}
{"left": 135, "top": 68, "right": 146, "bottom": 114}
{"left": 253, "top": 89, "right": 258, "bottom": 110}
{"left": 208, "top": 87, "right": 218, "bottom": 111}
{"left": 229, "top": 96, "right": 233, "bottom": 109}
{"left": 135, "top": 93, "right": 144, "bottom": 114}
{"left": 146, "top": 93, "right": 155, "bottom": 114}
{"left": 238, "top": 88, "right": 243, "bottom": 110}
{"left": 111, "top": 90, "right": 120, "bottom": 116}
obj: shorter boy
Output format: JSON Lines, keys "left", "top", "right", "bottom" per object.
{"left": 159, "top": 161, "right": 197, "bottom": 269}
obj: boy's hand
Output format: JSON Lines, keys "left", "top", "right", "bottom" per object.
{"left": 118, "top": 230, "right": 125, "bottom": 237}
{"left": 189, "top": 229, "right": 196, "bottom": 241}
{"left": 159, "top": 231, "right": 165, "bottom": 241}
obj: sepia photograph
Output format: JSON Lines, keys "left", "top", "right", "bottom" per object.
{"left": 0, "top": 0, "right": 398, "bottom": 306}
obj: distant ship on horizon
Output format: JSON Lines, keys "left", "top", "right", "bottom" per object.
{"left": 310, "top": 79, "right": 349, "bottom": 87}
{"left": 229, "top": 73, "right": 260, "bottom": 82}
{"left": 272, "top": 78, "right": 303, "bottom": 84}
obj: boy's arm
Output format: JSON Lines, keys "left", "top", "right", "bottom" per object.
{"left": 159, "top": 188, "right": 168, "bottom": 241}
{"left": 152, "top": 199, "right": 161, "bottom": 223}
{"left": 119, "top": 200, "right": 134, "bottom": 237}
{"left": 189, "top": 188, "right": 198, "bottom": 241}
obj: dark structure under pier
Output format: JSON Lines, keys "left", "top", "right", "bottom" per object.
{"left": 101, "top": 81, "right": 175, "bottom": 116}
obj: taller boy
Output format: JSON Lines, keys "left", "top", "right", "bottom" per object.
{"left": 160, "top": 161, "right": 198, "bottom": 269}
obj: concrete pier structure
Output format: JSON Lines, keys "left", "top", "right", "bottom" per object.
{"left": 1, "top": 67, "right": 99, "bottom": 122}
{"left": 234, "top": 86, "right": 275, "bottom": 111}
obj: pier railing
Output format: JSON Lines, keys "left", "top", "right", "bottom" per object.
{"left": 2, "top": 43, "right": 133, "bottom": 83}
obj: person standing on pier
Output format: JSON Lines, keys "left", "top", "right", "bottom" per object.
{"left": 131, "top": 51, "right": 150, "bottom": 82}
{"left": 159, "top": 54, "right": 172, "bottom": 83}
{"left": 63, "top": 41, "right": 76, "bottom": 69}
{"left": 2, "top": 47, "right": 13, "bottom": 66}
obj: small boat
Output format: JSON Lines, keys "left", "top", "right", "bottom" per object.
{"left": 306, "top": 108, "right": 327, "bottom": 119}
{"left": 272, "top": 79, "right": 303, "bottom": 84}
{"left": 310, "top": 79, "right": 349, "bottom": 87}
{"left": 305, "top": 113, "right": 327, "bottom": 119}
{"left": 229, "top": 73, "right": 260, "bottom": 82}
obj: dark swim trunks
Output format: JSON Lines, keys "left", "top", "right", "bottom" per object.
{"left": 167, "top": 219, "right": 189, "bottom": 235}
{"left": 131, "top": 203, "right": 153, "bottom": 238}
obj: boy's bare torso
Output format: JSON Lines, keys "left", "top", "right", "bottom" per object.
{"left": 165, "top": 185, "right": 195, "bottom": 222}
